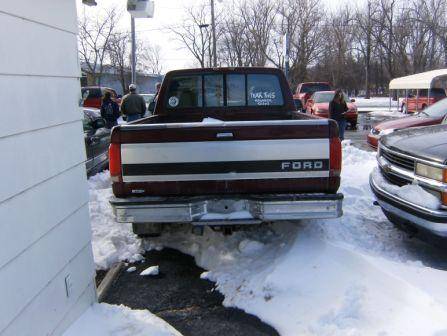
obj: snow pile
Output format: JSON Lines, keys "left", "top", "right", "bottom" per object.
{"left": 372, "top": 167, "right": 441, "bottom": 210}
{"left": 63, "top": 303, "right": 182, "bottom": 336}
{"left": 140, "top": 265, "right": 159, "bottom": 276}
{"left": 355, "top": 97, "right": 392, "bottom": 108}
{"left": 312, "top": 144, "right": 412, "bottom": 259}
{"left": 368, "top": 110, "right": 405, "bottom": 118}
{"left": 88, "top": 171, "right": 143, "bottom": 270}
{"left": 202, "top": 117, "right": 223, "bottom": 123}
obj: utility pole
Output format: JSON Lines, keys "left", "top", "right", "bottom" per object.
{"left": 284, "top": 33, "right": 290, "bottom": 81}
{"left": 365, "top": 0, "right": 371, "bottom": 99}
{"left": 211, "top": 0, "right": 217, "bottom": 67}
{"left": 131, "top": 16, "right": 136, "bottom": 85}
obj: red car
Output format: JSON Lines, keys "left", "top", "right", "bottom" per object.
{"left": 305, "top": 91, "right": 358, "bottom": 128}
{"left": 293, "top": 82, "right": 331, "bottom": 110}
{"left": 401, "top": 88, "right": 446, "bottom": 113}
{"left": 368, "top": 97, "right": 447, "bottom": 148}
{"left": 82, "top": 86, "right": 121, "bottom": 109}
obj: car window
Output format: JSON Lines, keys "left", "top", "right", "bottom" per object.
{"left": 300, "top": 83, "right": 331, "bottom": 93}
{"left": 313, "top": 92, "right": 335, "bottom": 103}
{"left": 227, "top": 74, "right": 246, "bottom": 106}
{"left": 247, "top": 74, "right": 284, "bottom": 106}
{"left": 422, "top": 97, "right": 447, "bottom": 118}
{"left": 430, "top": 88, "right": 446, "bottom": 97}
{"left": 204, "top": 75, "right": 224, "bottom": 107}
{"left": 82, "top": 88, "right": 102, "bottom": 99}
{"left": 166, "top": 75, "right": 203, "bottom": 108}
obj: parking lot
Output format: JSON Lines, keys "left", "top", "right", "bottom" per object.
{"left": 92, "top": 107, "right": 447, "bottom": 336}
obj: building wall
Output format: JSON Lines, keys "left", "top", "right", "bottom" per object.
{"left": 0, "top": 1, "right": 96, "bottom": 336}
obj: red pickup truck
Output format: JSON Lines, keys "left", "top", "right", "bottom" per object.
{"left": 108, "top": 67, "right": 343, "bottom": 236}
{"left": 82, "top": 86, "right": 121, "bottom": 109}
{"left": 293, "top": 82, "right": 332, "bottom": 110}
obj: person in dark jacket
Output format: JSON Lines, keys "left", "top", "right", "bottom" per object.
{"left": 100, "top": 91, "right": 120, "bottom": 129}
{"left": 329, "top": 89, "right": 348, "bottom": 140}
{"left": 120, "top": 83, "right": 147, "bottom": 122}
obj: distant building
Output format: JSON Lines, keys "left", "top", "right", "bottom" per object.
{"left": 80, "top": 63, "right": 163, "bottom": 95}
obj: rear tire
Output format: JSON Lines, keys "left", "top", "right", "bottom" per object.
{"left": 132, "top": 223, "right": 163, "bottom": 238}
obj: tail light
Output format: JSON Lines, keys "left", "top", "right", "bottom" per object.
{"left": 330, "top": 137, "right": 342, "bottom": 176}
{"left": 109, "top": 143, "right": 122, "bottom": 182}
{"left": 442, "top": 192, "right": 447, "bottom": 206}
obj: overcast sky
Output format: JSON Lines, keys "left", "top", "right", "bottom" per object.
{"left": 76, "top": 0, "right": 358, "bottom": 73}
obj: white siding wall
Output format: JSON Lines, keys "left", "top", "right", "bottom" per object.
{"left": 0, "top": 1, "right": 96, "bottom": 335}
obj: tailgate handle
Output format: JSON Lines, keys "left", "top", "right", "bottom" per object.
{"left": 216, "top": 132, "right": 233, "bottom": 139}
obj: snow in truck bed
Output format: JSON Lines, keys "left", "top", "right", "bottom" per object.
{"left": 87, "top": 143, "right": 447, "bottom": 335}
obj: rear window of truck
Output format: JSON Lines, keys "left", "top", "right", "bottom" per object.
{"left": 300, "top": 83, "right": 331, "bottom": 93}
{"left": 166, "top": 73, "right": 284, "bottom": 109}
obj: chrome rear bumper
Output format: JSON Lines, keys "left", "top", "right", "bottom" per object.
{"left": 110, "top": 193, "right": 343, "bottom": 225}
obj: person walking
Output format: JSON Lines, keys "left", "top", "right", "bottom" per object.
{"left": 120, "top": 83, "right": 147, "bottom": 122}
{"left": 100, "top": 91, "right": 120, "bottom": 129}
{"left": 329, "top": 89, "right": 348, "bottom": 141}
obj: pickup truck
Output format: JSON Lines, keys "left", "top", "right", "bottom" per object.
{"left": 293, "top": 82, "right": 332, "bottom": 111}
{"left": 108, "top": 67, "right": 343, "bottom": 236}
{"left": 370, "top": 119, "right": 447, "bottom": 237}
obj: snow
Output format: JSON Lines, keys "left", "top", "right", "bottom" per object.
{"left": 63, "top": 303, "right": 182, "bottom": 336}
{"left": 88, "top": 142, "right": 447, "bottom": 335}
{"left": 140, "top": 265, "right": 159, "bottom": 276}
{"left": 355, "top": 97, "right": 402, "bottom": 113}
{"left": 202, "top": 117, "right": 223, "bottom": 123}
{"left": 126, "top": 266, "right": 137, "bottom": 273}
{"left": 372, "top": 167, "right": 441, "bottom": 209}
{"left": 88, "top": 171, "right": 143, "bottom": 270}
{"left": 367, "top": 110, "right": 405, "bottom": 118}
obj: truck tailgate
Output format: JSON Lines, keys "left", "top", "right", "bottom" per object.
{"left": 110, "top": 119, "right": 341, "bottom": 197}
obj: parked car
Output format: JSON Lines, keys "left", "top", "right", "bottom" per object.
{"left": 367, "top": 97, "right": 447, "bottom": 148}
{"left": 108, "top": 67, "right": 343, "bottom": 237}
{"left": 293, "top": 82, "right": 332, "bottom": 111}
{"left": 305, "top": 91, "right": 358, "bottom": 129}
{"left": 82, "top": 86, "right": 121, "bottom": 109}
{"left": 370, "top": 119, "right": 447, "bottom": 237}
{"left": 401, "top": 88, "right": 446, "bottom": 113}
{"left": 83, "top": 108, "right": 111, "bottom": 176}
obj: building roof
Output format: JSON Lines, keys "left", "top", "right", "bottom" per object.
{"left": 389, "top": 69, "right": 447, "bottom": 90}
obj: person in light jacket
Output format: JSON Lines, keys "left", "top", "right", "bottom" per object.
{"left": 329, "top": 89, "right": 348, "bottom": 140}
{"left": 120, "top": 84, "right": 147, "bottom": 122}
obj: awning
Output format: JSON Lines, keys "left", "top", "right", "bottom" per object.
{"left": 389, "top": 69, "right": 447, "bottom": 90}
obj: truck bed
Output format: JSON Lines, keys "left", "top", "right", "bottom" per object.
{"left": 110, "top": 112, "right": 340, "bottom": 198}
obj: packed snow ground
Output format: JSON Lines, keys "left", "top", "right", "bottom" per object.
{"left": 88, "top": 144, "right": 447, "bottom": 336}
{"left": 63, "top": 303, "right": 182, "bottom": 336}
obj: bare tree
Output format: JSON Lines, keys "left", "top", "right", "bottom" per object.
{"left": 274, "top": 0, "right": 325, "bottom": 86}
{"left": 107, "top": 31, "right": 130, "bottom": 94}
{"left": 239, "top": 0, "right": 277, "bottom": 66}
{"left": 137, "top": 41, "right": 164, "bottom": 74}
{"left": 169, "top": 3, "right": 212, "bottom": 68}
{"left": 78, "top": 7, "right": 120, "bottom": 85}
